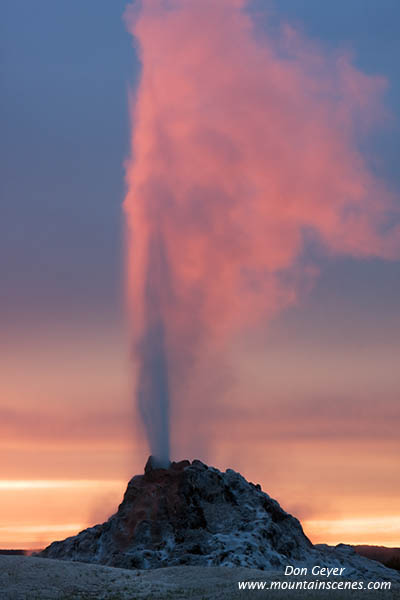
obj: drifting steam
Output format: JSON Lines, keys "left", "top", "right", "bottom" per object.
{"left": 123, "top": 0, "right": 399, "bottom": 463}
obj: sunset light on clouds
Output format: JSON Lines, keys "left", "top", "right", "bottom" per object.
{"left": 1, "top": 0, "right": 400, "bottom": 553}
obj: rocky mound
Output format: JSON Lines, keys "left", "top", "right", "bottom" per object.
{"left": 39, "top": 458, "right": 399, "bottom": 581}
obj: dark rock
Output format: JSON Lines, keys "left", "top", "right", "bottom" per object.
{"left": 37, "top": 459, "right": 400, "bottom": 581}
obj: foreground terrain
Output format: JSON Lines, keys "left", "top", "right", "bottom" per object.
{"left": 1, "top": 555, "right": 399, "bottom": 600}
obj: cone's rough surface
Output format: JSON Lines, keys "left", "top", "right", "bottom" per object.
{"left": 39, "top": 459, "right": 398, "bottom": 580}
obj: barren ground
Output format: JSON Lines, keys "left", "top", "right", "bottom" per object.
{"left": 1, "top": 555, "right": 399, "bottom": 600}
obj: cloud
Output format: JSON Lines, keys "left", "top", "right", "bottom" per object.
{"left": 0, "top": 408, "right": 134, "bottom": 445}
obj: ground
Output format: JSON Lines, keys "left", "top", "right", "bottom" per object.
{"left": 1, "top": 555, "right": 399, "bottom": 600}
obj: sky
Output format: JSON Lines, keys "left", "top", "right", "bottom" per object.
{"left": 1, "top": 0, "right": 399, "bottom": 550}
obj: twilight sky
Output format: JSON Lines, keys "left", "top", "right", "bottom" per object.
{"left": 1, "top": 0, "right": 399, "bottom": 549}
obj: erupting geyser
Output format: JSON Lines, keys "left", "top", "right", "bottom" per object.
{"left": 123, "top": 0, "right": 399, "bottom": 461}
{"left": 135, "top": 233, "right": 171, "bottom": 467}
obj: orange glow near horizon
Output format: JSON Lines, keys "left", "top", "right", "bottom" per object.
{"left": 0, "top": 479, "right": 127, "bottom": 550}
{"left": 304, "top": 517, "right": 400, "bottom": 547}
{"left": 1, "top": 475, "right": 399, "bottom": 550}
{"left": 0, "top": 480, "right": 125, "bottom": 490}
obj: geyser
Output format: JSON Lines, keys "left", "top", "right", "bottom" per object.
{"left": 135, "top": 233, "right": 171, "bottom": 467}
{"left": 123, "top": 0, "right": 399, "bottom": 460}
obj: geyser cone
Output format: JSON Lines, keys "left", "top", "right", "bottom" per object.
{"left": 144, "top": 454, "right": 171, "bottom": 472}
{"left": 38, "top": 459, "right": 399, "bottom": 581}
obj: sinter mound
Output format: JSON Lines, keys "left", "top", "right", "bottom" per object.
{"left": 39, "top": 458, "right": 398, "bottom": 581}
